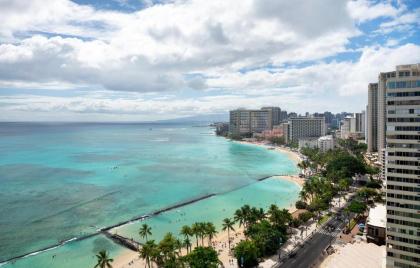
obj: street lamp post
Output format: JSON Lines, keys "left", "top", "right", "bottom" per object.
{"left": 278, "top": 237, "right": 283, "bottom": 261}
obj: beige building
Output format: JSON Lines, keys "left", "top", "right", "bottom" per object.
{"left": 261, "top": 107, "right": 281, "bottom": 126}
{"left": 385, "top": 64, "right": 420, "bottom": 268}
{"left": 288, "top": 117, "right": 326, "bottom": 143}
{"left": 229, "top": 108, "right": 272, "bottom": 135}
{"left": 340, "top": 112, "right": 365, "bottom": 140}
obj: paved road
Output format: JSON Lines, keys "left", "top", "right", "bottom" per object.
{"left": 276, "top": 214, "right": 347, "bottom": 268}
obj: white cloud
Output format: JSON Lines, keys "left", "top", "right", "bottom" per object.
{"left": 347, "top": 0, "right": 400, "bottom": 23}
{"left": 208, "top": 43, "right": 420, "bottom": 95}
{"left": 377, "top": 8, "right": 420, "bottom": 34}
{"left": 0, "top": 0, "right": 360, "bottom": 93}
{"left": 0, "top": 0, "right": 418, "bottom": 121}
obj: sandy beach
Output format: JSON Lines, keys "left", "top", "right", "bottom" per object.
{"left": 113, "top": 141, "right": 303, "bottom": 268}
{"left": 234, "top": 140, "right": 302, "bottom": 165}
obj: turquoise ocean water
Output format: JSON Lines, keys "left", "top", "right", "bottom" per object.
{"left": 0, "top": 122, "right": 299, "bottom": 267}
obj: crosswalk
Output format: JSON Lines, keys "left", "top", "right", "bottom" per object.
{"left": 318, "top": 227, "right": 341, "bottom": 237}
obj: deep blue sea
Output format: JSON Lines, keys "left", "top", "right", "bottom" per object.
{"left": 0, "top": 122, "right": 299, "bottom": 267}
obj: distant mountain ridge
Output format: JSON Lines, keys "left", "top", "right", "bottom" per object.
{"left": 154, "top": 113, "right": 228, "bottom": 124}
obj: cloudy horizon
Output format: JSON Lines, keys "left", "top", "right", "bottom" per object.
{"left": 0, "top": 0, "right": 419, "bottom": 121}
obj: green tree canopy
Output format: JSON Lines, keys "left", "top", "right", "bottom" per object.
{"left": 184, "top": 247, "right": 220, "bottom": 268}
{"left": 348, "top": 200, "right": 367, "bottom": 216}
{"left": 298, "top": 211, "right": 314, "bottom": 223}
{"left": 234, "top": 240, "right": 259, "bottom": 268}
{"left": 245, "top": 220, "right": 284, "bottom": 257}
{"left": 325, "top": 152, "right": 366, "bottom": 181}
{"left": 357, "top": 187, "right": 379, "bottom": 203}
{"left": 269, "top": 136, "right": 285, "bottom": 145}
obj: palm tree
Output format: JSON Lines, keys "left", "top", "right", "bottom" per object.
{"left": 158, "top": 232, "right": 178, "bottom": 263}
{"left": 297, "top": 160, "right": 310, "bottom": 177}
{"left": 139, "top": 224, "right": 152, "bottom": 242}
{"left": 175, "top": 238, "right": 183, "bottom": 255}
{"left": 299, "top": 189, "right": 310, "bottom": 202}
{"left": 338, "top": 178, "right": 349, "bottom": 207}
{"left": 205, "top": 222, "right": 217, "bottom": 246}
{"left": 183, "top": 236, "right": 192, "bottom": 254}
{"left": 180, "top": 225, "right": 192, "bottom": 239}
{"left": 269, "top": 207, "right": 292, "bottom": 228}
{"left": 302, "top": 180, "right": 315, "bottom": 201}
{"left": 94, "top": 250, "right": 113, "bottom": 268}
{"left": 180, "top": 225, "right": 193, "bottom": 253}
{"left": 139, "top": 240, "right": 157, "bottom": 268}
{"left": 191, "top": 222, "right": 201, "bottom": 247}
{"left": 234, "top": 208, "right": 246, "bottom": 228}
{"left": 248, "top": 207, "right": 265, "bottom": 225}
{"left": 198, "top": 222, "right": 207, "bottom": 246}
{"left": 222, "top": 218, "right": 235, "bottom": 250}
{"left": 268, "top": 204, "right": 279, "bottom": 215}
{"left": 234, "top": 205, "right": 251, "bottom": 228}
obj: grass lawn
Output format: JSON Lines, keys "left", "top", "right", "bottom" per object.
{"left": 318, "top": 214, "right": 331, "bottom": 225}
{"left": 349, "top": 218, "right": 357, "bottom": 230}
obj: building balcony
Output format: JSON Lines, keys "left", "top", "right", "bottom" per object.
{"left": 386, "top": 197, "right": 420, "bottom": 206}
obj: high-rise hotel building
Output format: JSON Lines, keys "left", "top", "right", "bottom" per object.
{"left": 288, "top": 117, "right": 326, "bottom": 143}
{"left": 385, "top": 64, "right": 420, "bottom": 268}
{"left": 368, "top": 83, "right": 379, "bottom": 152}
{"left": 229, "top": 108, "right": 272, "bottom": 135}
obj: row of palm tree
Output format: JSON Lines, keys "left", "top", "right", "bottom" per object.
{"left": 138, "top": 222, "right": 219, "bottom": 267}
{"left": 139, "top": 232, "right": 184, "bottom": 267}
{"left": 299, "top": 175, "right": 333, "bottom": 203}
{"left": 233, "top": 204, "right": 265, "bottom": 228}
{"left": 180, "top": 222, "right": 218, "bottom": 248}
{"left": 95, "top": 204, "right": 293, "bottom": 268}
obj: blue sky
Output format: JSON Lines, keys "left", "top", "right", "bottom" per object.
{"left": 0, "top": 0, "right": 419, "bottom": 121}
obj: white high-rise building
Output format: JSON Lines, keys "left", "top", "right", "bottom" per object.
{"left": 368, "top": 83, "right": 379, "bottom": 152}
{"left": 317, "top": 135, "right": 335, "bottom": 152}
{"left": 385, "top": 63, "right": 420, "bottom": 268}
{"left": 289, "top": 117, "right": 326, "bottom": 143}
{"left": 378, "top": 71, "right": 395, "bottom": 161}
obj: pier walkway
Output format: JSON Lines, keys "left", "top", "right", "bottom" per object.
{"left": 103, "top": 231, "right": 142, "bottom": 251}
